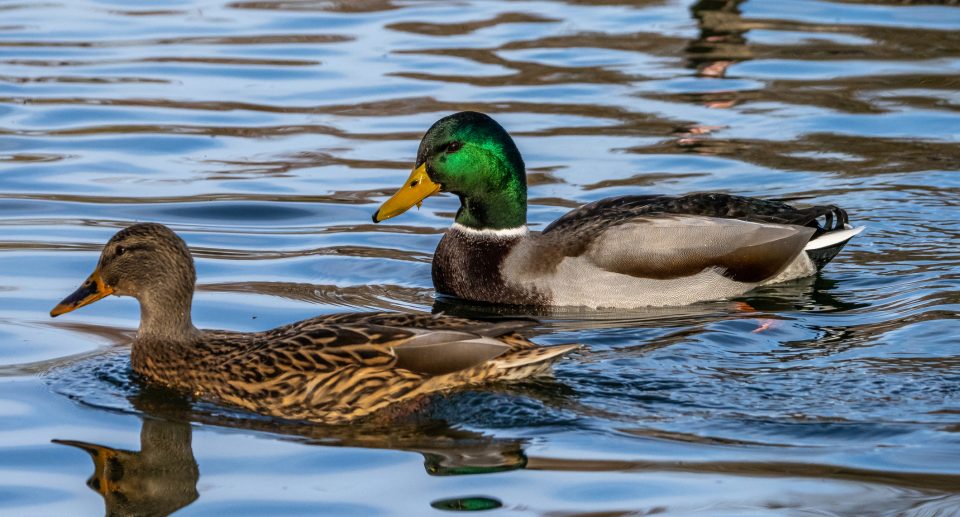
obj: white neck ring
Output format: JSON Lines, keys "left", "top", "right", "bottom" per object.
{"left": 451, "top": 222, "right": 529, "bottom": 238}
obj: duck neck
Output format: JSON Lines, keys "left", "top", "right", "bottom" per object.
{"left": 135, "top": 288, "right": 199, "bottom": 344}
{"left": 454, "top": 176, "right": 527, "bottom": 231}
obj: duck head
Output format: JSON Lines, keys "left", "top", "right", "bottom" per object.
{"left": 373, "top": 111, "right": 528, "bottom": 230}
{"left": 51, "top": 223, "right": 197, "bottom": 339}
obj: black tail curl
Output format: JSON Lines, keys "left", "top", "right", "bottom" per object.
{"left": 796, "top": 204, "right": 849, "bottom": 237}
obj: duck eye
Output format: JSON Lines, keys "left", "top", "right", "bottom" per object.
{"left": 445, "top": 141, "right": 462, "bottom": 154}
{"left": 115, "top": 246, "right": 126, "bottom": 257}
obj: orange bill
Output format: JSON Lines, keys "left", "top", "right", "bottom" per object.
{"left": 50, "top": 270, "right": 113, "bottom": 317}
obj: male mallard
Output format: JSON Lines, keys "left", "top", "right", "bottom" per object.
{"left": 372, "top": 111, "right": 863, "bottom": 308}
{"left": 50, "top": 223, "right": 576, "bottom": 423}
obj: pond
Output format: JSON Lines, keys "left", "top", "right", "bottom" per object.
{"left": 1, "top": 0, "right": 959, "bottom": 514}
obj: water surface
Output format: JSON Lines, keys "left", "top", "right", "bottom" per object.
{"left": 1, "top": 0, "right": 959, "bottom": 514}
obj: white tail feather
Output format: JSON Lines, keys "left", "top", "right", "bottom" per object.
{"left": 805, "top": 225, "right": 865, "bottom": 251}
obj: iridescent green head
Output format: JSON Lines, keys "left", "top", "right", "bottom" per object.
{"left": 373, "top": 112, "right": 527, "bottom": 230}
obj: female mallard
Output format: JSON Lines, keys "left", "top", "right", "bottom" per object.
{"left": 49, "top": 223, "right": 576, "bottom": 423}
{"left": 372, "top": 111, "right": 863, "bottom": 308}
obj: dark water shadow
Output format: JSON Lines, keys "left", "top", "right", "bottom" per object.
{"left": 431, "top": 274, "right": 864, "bottom": 328}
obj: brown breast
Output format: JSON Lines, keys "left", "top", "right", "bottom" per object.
{"left": 432, "top": 229, "right": 547, "bottom": 306}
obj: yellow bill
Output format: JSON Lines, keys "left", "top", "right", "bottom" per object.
{"left": 50, "top": 270, "right": 114, "bottom": 317}
{"left": 372, "top": 163, "right": 441, "bottom": 223}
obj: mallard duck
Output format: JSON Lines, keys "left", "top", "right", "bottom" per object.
{"left": 372, "top": 111, "right": 863, "bottom": 308}
{"left": 49, "top": 223, "right": 576, "bottom": 423}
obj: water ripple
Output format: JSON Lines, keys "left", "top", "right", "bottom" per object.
{"left": 1, "top": 0, "right": 959, "bottom": 514}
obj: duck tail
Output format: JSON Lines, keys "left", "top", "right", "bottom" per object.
{"left": 490, "top": 343, "right": 580, "bottom": 381}
{"left": 804, "top": 225, "right": 865, "bottom": 270}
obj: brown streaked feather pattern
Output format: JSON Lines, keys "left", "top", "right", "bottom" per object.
{"left": 54, "top": 223, "right": 577, "bottom": 424}
{"left": 131, "top": 312, "right": 574, "bottom": 424}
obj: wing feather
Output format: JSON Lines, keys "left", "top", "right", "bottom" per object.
{"left": 581, "top": 216, "right": 814, "bottom": 282}
{"left": 543, "top": 193, "right": 848, "bottom": 238}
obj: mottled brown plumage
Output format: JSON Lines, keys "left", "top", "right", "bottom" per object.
{"left": 50, "top": 223, "right": 577, "bottom": 423}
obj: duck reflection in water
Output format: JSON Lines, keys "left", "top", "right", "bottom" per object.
{"left": 53, "top": 389, "right": 530, "bottom": 516}
{"left": 52, "top": 383, "right": 960, "bottom": 516}
{"left": 687, "top": 0, "right": 749, "bottom": 80}
{"left": 54, "top": 418, "right": 199, "bottom": 517}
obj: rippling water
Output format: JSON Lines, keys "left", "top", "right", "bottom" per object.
{"left": 2, "top": 0, "right": 959, "bottom": 514}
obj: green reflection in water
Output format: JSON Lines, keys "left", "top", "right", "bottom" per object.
{"left": 430, "top": 496, "right": 504, "bottom": 512}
